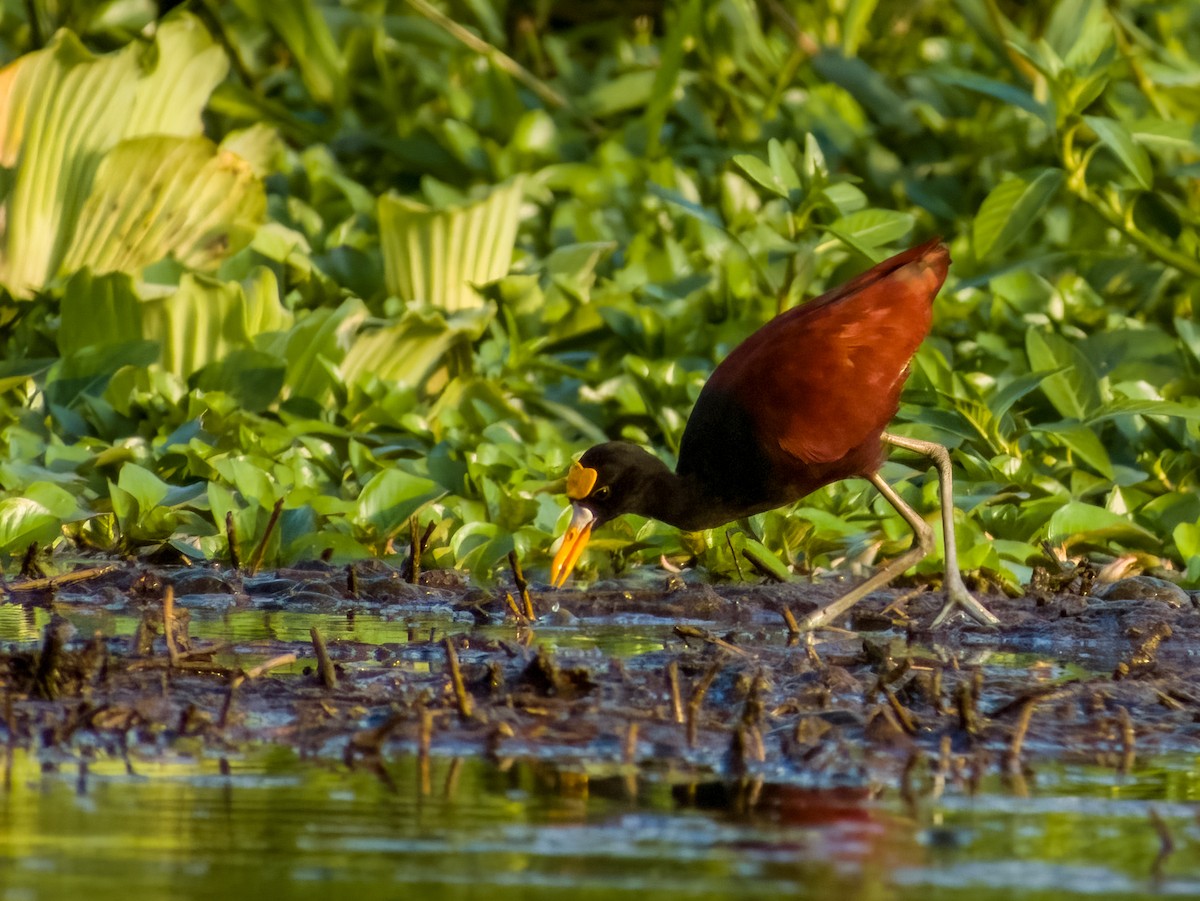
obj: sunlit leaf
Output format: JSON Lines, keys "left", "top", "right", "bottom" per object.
{"left": 1084, "top": 115, "right": 1153, "bottom": 190}
{"left": 1025, "top": 330, "right": 1101, "bottom": 420}
{"left": 973, "top": 169, "right": 1063, "bottom": 260}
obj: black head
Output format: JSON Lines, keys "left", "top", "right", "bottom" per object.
{"left": 549, "top": 441, "right": 673, "bottom": 587}
{"left": 571, "top": 441, "right": 670, "bottom": 526}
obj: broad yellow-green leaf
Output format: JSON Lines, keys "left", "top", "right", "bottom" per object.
{"left": 379, "top": 177, "right": 525, "bottom": 312}
{"left": 61, "top": 268, "right": 290, "bottom": 379}
{"left": 0, "top": 15, "right": 229, "bottom": 296}
{"left": 140, "top": 270, "right": 292, "bottom": 378}
{"left": 61, "top": 135, "right": 265, "bottom": 276}
{"left": 339, "top": 308, "right": 487, "bottom": 394}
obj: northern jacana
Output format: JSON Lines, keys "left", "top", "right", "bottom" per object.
{"left": 549, "top": 238, "right": 998, "bottom": 629}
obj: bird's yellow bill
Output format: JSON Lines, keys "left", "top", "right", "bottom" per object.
{"left": 550, "top": 504, "right": 595, "bottom": 588}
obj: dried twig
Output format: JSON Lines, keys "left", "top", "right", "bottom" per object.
{"left": 162, "top": 586, "right": 179, "bottom": 667}
{"left": 508, "top": 551, "right": 535, "bottom": 620}
{"left": 310, "top": 626, "right": 337, "bottom": 688}
{"left": 443, "top": 638, "right": 474, "bottom": 720}
{"left": 5, "top": 564, "right": 119, "bottom": 595}
{"left": 667, "top": 660, "right": 684, "bottom": 724}
{"left": 225, "top": 512, "right": 241, "bottom": 571}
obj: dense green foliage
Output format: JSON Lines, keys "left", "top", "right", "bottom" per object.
{"left": 0, "top": 0, "right": 1196, "bottom": 589}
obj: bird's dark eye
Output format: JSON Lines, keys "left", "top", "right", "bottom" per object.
{"left": 593, "top": 485, "right": 611, "bottom": 500}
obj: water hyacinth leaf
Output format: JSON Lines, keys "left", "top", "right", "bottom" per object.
{"left": 140, "top": 269, "right": 292, "bottom": 378}
{"left": 355, "top": 469, "right": 443, "bottom": 540}
{"left": 60, "top": 135, "right": 266, "bottom": 276}
{"left": 339, "top": 308, "right": 488, "bottom": 394}
{"left": 379, "top": 177, "right": 525, "bottom": 312}
{"left": 1084, "top": 115, "right": 1153, "bottom": 190}
{"left": 0, "top": 14, "right": 227, "bottom": 296}
{"left": 280, "top": 298, "right": 370, "bottom": 403}
{"left": 191, "top": 350, "right": 287, "bottom": 412}
{"left": 1047, "top": 501, "right": 1157, "bottom": 547}
{"left": 973, "top": 168, "right": 1063, "bottom": 260}
{"left": 0, "top": 482, "right": 80, "bottom": 555}
{"left": 1025, "top": 329, "right": 1101, "bottom": 420}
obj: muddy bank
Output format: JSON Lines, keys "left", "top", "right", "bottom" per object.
{"left": 1, "top": 561, "right": 1197, "bottom": 797}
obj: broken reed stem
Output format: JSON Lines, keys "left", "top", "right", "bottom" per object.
{"left": 407, "top": 517, "right": 422, "bottom": 584}
{"left": 686, "top": 661, "right": 723, "bottom": 748}
{"left": 508, "top": 551, "right": 536, "bottom": 620}
{"left": 418, "top": 702, "right": 434, "bottom": 795}
{"left": 244, "top": 653, "right": 297, "bottom": 680}
{"left": 623, "top": 721, "right": 639, "bottom": 765}
{"left": 310, "top": 626, "right": 337, "bottom": 688}
{"left": 4, "top": 564, "right": 119, "bottom": 595}
{"left": 667, "top": 660, "right": 684, "bottom": 724}
{"left": 503, "top": 591, "right": 524, "bottom": 620}
{"left": 346, "top": 563, "right": 359, "bottom": 598}
{"left": 247, "top": 498, "right": 285, "bottom": 576}
{"left": 780, "top": 606, "right": 801, "bottom": 635}
{"left": 162, "top": 586, "right": 179, "bottom": 667}
{"left": 1117, "top": 705, "right": 1136, "bottom": 773}
{"left": 443, "top": 638, "right": 474, "bottom": 720}
{"left": 1006, "top": 698, "right": 1037, "bottom": 773}
{"left": 882, "top": 686, "right": 917, "bottom": 736}
{"left": 225, "top": 511, "right": 241, "bottom": 571}
{"left": 674, "top": 624, "right": 750, "bottom": 656}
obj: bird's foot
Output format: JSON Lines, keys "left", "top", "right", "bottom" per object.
{"left": 930, "top": 573, "right": 1000, "bottom": 628}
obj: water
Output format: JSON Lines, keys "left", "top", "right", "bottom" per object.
{"left": 1, "top": 747, "right": 1198, "bottom": 900}
{"left": 2, "top": 596, "right": 1199, "bottom": 899}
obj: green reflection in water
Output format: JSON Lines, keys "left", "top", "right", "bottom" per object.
{"left": 1, "top": 749, "right": 1198, "bottom": 901}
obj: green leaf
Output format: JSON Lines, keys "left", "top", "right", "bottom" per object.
{"left": 931, "top": 69, "right": 1050, "bottom": 120}
{"left": 644, "top": 0, "right": 700, "bottom": 155}
{"left": 355, "top": 469, "right": 443, "bottom": 540}
{"left": 1047, "top": 501, "right": 1157, "bottom": 547}
{"left": 60, "top": 134, "right": 265, "bottom": 276}
{"left": 191, "top": 350, "right": 287, "bottom": 412}
{"left": 766, "top": 139, "right": 801, "bottom": 194}
{"left": 0, "top": 15, "right": 228, "bottom": 296}
{"left": 973, "top": 168, "right": 1064, "bottom": 260}
{"left": 827, "top": 209, "right": 914, "bottom": 249}
{"left": 1025, "top": 330, "right": 1101, "bottom": 420}
{"left": 733, "top": 153, "right": 788, "bottom": 199}
{"left": 139, "top": 270, "right": 292, "bottom": 378}
{"left": 1038, "top": 423, "right": 1113, "bottom": 478}
{"left": 378, "top": 177, "right": 525, "bottom": 312}
{"left": 585, "top": 69, "right": 657, "bottom": 117}
{"left": 1084, "top": 115, "right": 1153, "bottom": 190}
{"left": 0, "top": 482, "right": 80, "bottom": 555}
{"left": 842, "top": 0, "right": 879, "bottom": 56}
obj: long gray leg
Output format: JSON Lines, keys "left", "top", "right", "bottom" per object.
{"left": 798, "top": 434, "right": 999, "bottom": 630}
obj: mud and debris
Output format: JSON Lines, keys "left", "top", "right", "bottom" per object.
{"left": 1, "top": 560, "right": 1199, "bottom": 796}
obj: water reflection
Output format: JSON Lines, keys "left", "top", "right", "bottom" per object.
{"left": 1, "top": 749, "right": 1198, "bottom": 900}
